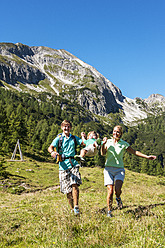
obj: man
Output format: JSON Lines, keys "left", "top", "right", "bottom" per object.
{"left": 48, "top": 120, "right": 83, "bottom": 215}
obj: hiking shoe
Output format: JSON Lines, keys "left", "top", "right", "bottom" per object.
{"left": 107, "top": 210, "right": 112, "bottom": 217}
{"left": 74, "top": 206, "right": 80, "bottom": 215}
{"left": 116, "top": 197, "right": 123, "bottom": 209}
{"left": 74, "top": 155, "right": 85, "bottom": 163}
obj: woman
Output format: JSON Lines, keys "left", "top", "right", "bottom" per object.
{"left": 101, "top": 125, "right": 156, "bottom": 217}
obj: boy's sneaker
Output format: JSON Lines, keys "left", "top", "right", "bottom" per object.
{"left": 107, "top": 210, "right": 112, "bottom": 217}
{"left": 74, "top": 206, "right": 80, "bottom": 215}
{"left": 74, "top": 155, "right": 85, "bottom": 163}
{"left": 116, "top": 197, "right": 123, "bottom": 209}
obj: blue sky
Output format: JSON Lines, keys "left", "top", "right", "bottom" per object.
{"left": 1, "top": 0, "right": 165, "bottom": 99}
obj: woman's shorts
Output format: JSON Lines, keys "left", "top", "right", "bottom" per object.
{"left": 59, "top": 166, "right": 82, "bottom": 194}
{"left": 84, "top": 144, "right": 98, "bottom": 157}
{"left": 104, "top": 167, "right": 125, "bottom": 186}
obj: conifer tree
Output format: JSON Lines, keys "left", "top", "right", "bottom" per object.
{"left": 141, "top": 159, "right": 149, "bottom": 174}
{"left": 0, "top": 104, "right": 8, "bottom": 151}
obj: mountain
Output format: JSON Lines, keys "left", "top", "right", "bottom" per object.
{"left": 0, "top": 42, "right": 164, "bottom": 124}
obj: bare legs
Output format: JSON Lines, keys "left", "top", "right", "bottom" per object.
{"left": 107, "top": 180, "right": 123, "bottom": 210}
{"left": 107, "top": 185, "right": 113, "bottom": 211}
{"left": 72, "top": 184, "right": 79, "bottom": 207}
{"left": 67, "top": 192, "right": 74, "bottom": 209}
{"left": 115, "top": 180, "right": 123, "bottom": 198}
{"left": 80, "top": 149, "right": 87, "bottom": 158}
{"left": 67, "top": 184, "right": 79, "bottom": 210}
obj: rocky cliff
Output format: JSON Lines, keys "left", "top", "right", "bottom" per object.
{"left": 0, "top": 42, "right": 164, "bottom": 124}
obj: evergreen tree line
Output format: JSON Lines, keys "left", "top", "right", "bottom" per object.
{"left": 0, "top": 88, "right": 164, "bottom": 176}
{"left": 122, "top": 117, "right": 165, "bottom": 176}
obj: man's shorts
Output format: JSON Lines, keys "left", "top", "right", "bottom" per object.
{"left": 104, "top": 167, "right": 125, "bottom": 186}
{"left": 84, "top": 144, "right": 98, "bottom": 157}
{"left": 59, "top": 166, "right": 82, "bottom": 194}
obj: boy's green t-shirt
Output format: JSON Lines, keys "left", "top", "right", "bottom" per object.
{"left": 83, "top": 138, "right": 96, "bottom": 147}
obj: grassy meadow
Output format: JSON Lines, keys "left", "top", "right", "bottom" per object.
{"left": 0, "top": 160, "right": 165, "bottom": 248}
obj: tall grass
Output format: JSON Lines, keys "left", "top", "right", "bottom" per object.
{"left": 0, "top": 162, "right": 164, "bottom": 247}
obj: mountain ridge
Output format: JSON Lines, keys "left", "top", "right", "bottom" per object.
{"left": 0, "top": 42, "right": 164, "bottom": 124}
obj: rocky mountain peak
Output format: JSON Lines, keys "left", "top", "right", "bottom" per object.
{"left": 145, "top": 94, "right": 165, "bottom": 104}
{"left": 0, "top": 42, "right": 164, "bottom": 124}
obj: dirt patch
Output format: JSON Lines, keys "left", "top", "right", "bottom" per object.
{"left": 96, "top": 202, "right": 165, "bottom": 218}
{"left": 126, "top": 203, "right": 165, "bottom": 219}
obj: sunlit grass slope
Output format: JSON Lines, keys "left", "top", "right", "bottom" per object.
{"left": 0, "top": 161, "right": 164, "bottom": 247}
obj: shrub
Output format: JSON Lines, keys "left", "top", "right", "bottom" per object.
{"left": 0, "top": 159, "right": 9, "bottom": 178}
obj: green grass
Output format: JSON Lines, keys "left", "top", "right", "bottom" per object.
{"left": 0, "top": 160, "right": 165, "bottom": 247}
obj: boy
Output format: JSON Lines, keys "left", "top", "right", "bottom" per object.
{"left": 48, "top": 120, "right": 83, "bottom": 215}
{"left": 74, "top": 131, "right": 101, "bottom": 162}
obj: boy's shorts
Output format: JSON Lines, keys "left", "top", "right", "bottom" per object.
{"left": 84, "top": 144, "right": 98, "bottom": 157}
{"left": 59, "top": 166, "right": 82, "bottom": 194}
{"left": 104, "top": 167, "right": 125, "bottom": 186}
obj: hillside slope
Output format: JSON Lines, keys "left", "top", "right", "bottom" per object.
{"left": 0, "top": 160, "right": 165, "bottom": 247}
